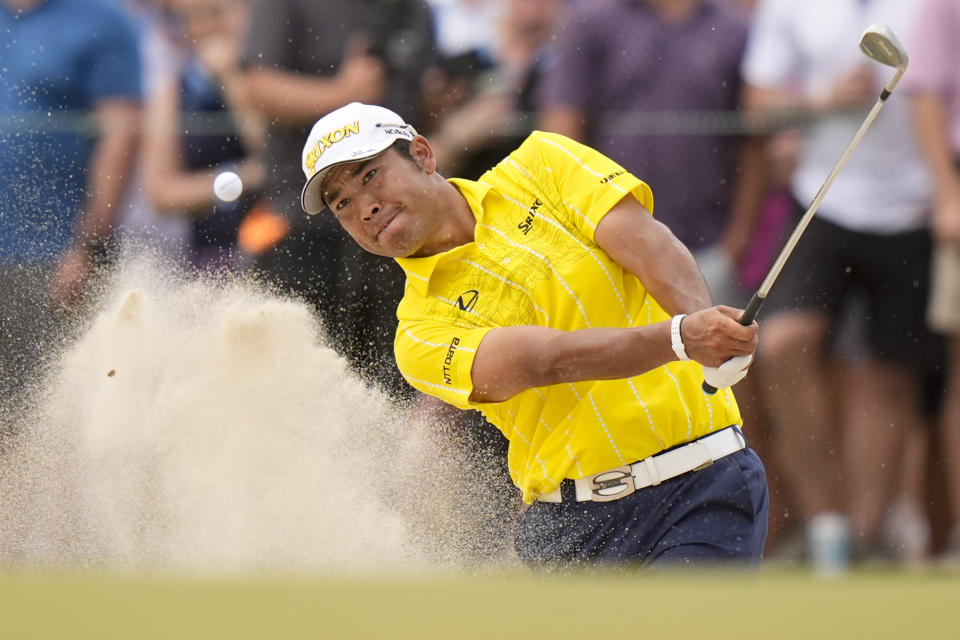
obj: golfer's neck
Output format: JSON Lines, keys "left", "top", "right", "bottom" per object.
{"left": 413, "top": 186, "right": 476, "bottom": 257}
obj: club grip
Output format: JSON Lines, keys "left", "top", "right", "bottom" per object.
{"left": 738, "top": 292, "right": 765, "bottom": 327}
{"left": 701, "top": 293, "right": 765, "bottom": 395}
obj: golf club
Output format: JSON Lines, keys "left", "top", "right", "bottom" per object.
{"left": 702, "top": 22, "right": 909, "bottom": 395}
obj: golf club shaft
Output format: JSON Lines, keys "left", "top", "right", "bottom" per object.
{"left": 701, "top": 77, "right": 902, "bottom": 395}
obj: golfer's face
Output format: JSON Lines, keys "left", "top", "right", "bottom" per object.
{"left": 321, "top": 149, "right": 430, "bottom": 258}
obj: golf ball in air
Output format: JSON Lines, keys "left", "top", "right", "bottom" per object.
{"left": 214, "top": 171, "right": 243, "bottom": 202}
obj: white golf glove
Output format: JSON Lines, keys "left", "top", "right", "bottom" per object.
{"left": 702, "top": 354, "right": 754, "bottom": 390}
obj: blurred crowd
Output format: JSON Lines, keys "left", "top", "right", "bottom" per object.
{"left": 2, "top": 0, "right": 960, "bottom": 573}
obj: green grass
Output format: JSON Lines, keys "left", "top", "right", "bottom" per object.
{"left": 1, "top": 567, "right": 958, "bottom": 639}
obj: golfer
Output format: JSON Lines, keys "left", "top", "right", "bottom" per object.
{"left": 300, "top": 103, "right": 768, "bottom": 566}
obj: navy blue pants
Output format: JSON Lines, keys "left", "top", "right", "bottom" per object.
{"left": 515, "top": 449, "right": 769, "bottom": 567}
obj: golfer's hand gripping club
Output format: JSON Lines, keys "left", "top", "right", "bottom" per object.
{"left": 701, "top": 293, "right": 764, "bottom": 394}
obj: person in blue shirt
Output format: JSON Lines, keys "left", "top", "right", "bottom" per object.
{"left": 0, "top": 0, "right": 141, "bottom": 402}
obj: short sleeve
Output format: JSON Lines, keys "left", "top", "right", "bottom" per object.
{"left": 741, "top": 0, "right": 798, "bottom": 88}
{"left": 84, "top": 10, "right": 142, "bottom": 103}
{"left": 394, "top": 319, "right": 494, "bottom": 410}
{"left": 903, "top": 0, "right": 955, "bottom": 95}
{"left": 524, "top": 131, "right": 654, "bottom": 242}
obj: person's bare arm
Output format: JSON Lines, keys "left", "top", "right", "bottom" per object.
{"left": 430, "top": 92, "right": 511, "bottom": 174}
{"left": 720, "top": 135, "right": 767, "bottom": 265}
{"left": 538, "top": 106, "right": 586, "bottom": 141}
{"left": 469, "top": 196, "right": 757, "bottom": 402}
{"left": 51, "top": 99, "right": 139, "bottom": 305}
{"left": 142, "top": 81, "right": 261, "bottom": 215}
{"left": 914, "top": 92, "right": 960, "bottom": 244}
{"left": 77, "top": 100, "right": 140, "bottom": 243}
{"left": 196, "top": 32, "right": 266, "bottom": 154}
{"left": 245, "top": 39, "right": 385, "bottom": 127}
{"left": 745, "top": 63, "right": 876, "bottom": 115}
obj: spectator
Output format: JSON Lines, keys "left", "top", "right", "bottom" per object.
{"left": 142, "top": 0, "right": 265, "bottom": 270}
{"left": 742, "top": 0, "right": 935, "bottom": 571}
{"left": 426, "top": 0, "right": 567, "bottom": 179}
{"left": 538, "top": 0, "right": 766, "bottom": 308}
{"left": 428, "top": 0, "right": 501, "bottom": 63}
{"left": 0, "top": 0, "right": 141, "bottom": 400}
{"left": 907, "top": 0, "right": 960, "bottom": 565}
{"left": 241, "top": 0, "right": 435, "bottom": 394}
{"left": 420, "top": 0, "right": 501, "bottom": 175}
{"left": 115, "top": 0, "right": 193, "bottom": 260}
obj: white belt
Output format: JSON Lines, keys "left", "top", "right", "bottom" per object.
{"left": 536, "top": 426, "right": 746, "bottom": 504}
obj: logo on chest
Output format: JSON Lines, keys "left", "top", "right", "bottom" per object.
{"left": 456, "top": 290, "right": 479, "bottom": 312}
{"left": 517, "top": 198, "right": 543, "bottom": 235}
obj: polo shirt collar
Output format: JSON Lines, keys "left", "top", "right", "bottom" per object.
{"left": 395, "top": 177, "right": 489, "bottom": 296}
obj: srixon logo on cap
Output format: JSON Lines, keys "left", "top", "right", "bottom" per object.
{"left": 304, "top": 121, "right": 360, "bottom": 176}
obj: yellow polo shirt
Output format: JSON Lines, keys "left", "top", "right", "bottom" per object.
{"left": 395, "top": 131, "right": 741, "bottom": 503}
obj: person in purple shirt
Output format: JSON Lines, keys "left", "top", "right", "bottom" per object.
{"left": 537, "top": 0, "right": 771, "bottom": 544}
{"left": 538, "top": 0, "right": 765, "bottom": 308}
{"left": 906, "top": 0, "right": 960, "bottom": 566}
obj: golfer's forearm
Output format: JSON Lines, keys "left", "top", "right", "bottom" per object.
{"left": 540, "top": 324, "right": 675, "bottom": 383}
{"left": 469, "top": 324, "right": 674, "bottom": 402}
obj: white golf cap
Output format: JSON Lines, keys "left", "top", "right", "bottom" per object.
{"left": 300, "top": 102, "right": 417, "bottom": 215}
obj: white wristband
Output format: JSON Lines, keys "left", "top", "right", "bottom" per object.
{"left": 671, "top": 314, "right": 691, "bottom": 361}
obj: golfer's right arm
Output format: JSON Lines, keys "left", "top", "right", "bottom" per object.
{"left": 469, "top": 315, "right": 755, "bottom": 403}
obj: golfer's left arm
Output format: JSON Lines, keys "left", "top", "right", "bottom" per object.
{"left": 594, "top": 195, "right": 713, "bottom": 315}
{"left": 594, "top": 195, "right": 758, "bottom": 369}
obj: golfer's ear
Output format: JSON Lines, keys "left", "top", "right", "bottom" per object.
{"left": 411, "top": 135, "right": 436, "bottom": 173}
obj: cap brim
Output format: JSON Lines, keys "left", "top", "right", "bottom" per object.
{"left": 300, "top": 170, "right": 328, "bottom": 216}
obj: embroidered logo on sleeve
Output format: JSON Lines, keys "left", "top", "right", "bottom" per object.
{"left": 600, "top": 170, "right": 625, "bottom": 184}
{"left": 442, "top": 336, "right": 461, "bottom": 385}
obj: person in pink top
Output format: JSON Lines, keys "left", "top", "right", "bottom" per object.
{"left": 906, "top": 0, "right": 960, "bottom": 566}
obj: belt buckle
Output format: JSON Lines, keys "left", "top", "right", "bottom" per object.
{"left": 588, "top": 465, "right": 636, "bottom": 502}
{"left": 689, "top": 441, "right": 714, "bottom": 472}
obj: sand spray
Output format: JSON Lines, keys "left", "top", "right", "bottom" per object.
{"left": 0, "top": 255, "right": 517, "bottom": 572}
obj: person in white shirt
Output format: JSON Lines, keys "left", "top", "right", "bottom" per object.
{"left": 742, "top": 0, "right": 937, "bottom": 571}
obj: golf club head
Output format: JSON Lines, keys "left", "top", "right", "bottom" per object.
{"left": 860, "top": 23, "right": 908, "bottom": 70}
